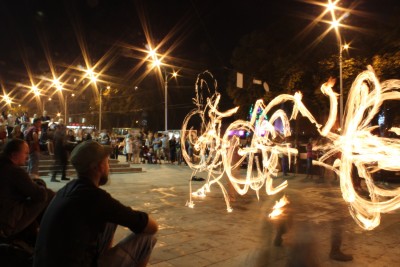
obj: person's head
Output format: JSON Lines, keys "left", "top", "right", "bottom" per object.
{"left": 70, "top": 141, "right": 112, "bottom": 186}
{"left": 43, "top": 110, "right": 47, "bottom": 116}
{"left": 1, "top": 139, "right": 29, "bottom": 166}
{"left": 58, "top": 118, "right": 64, "bottom": 124}
{"left": 33, "top": 118, "right": 42, "bottom": 128}
{"left": 12, "top": 124, "right": 21, "bottom": 133}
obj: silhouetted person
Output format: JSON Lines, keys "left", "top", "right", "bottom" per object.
{"left": 34, "top": 141, "right": 158, "bottom": 266}
{"left": 0, "top": 139, "right": 54, "bottom": 250}
{"left": 51, "top": 125, "right": 69, "bottom": 182}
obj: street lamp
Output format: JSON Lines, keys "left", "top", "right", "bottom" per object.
{"left": 326, "top": 0, "right": 348, "bottom": 129}
{"left": 339, "top": 43, "right": 349, "bottom": 129}
{"left": 99, "top": 86, "right": 110, "bottom": 131}
{"left": 163, "top": 70, "right": 177, "bottom": 131}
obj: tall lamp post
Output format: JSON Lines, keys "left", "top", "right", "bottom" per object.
{"left": 163, "top": 69, "right": 177, "bottom": 132}
{"left": 147, "top": 48, "right": 178, "bottom": 132}
{"left": 326, "top": 0, "right": 350, "bottom": 129}
{"left": 99, "top": 87, "right": 103, "bottom": 131}
{"left": 339, "top": 42, "right": 349, "bottom": 129}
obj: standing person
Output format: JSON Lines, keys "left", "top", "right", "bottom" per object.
{"left": 161, "top": 133, "right": 169, "bottom": 162}
{"left": 175, "top": 136, "right": 182, "bottom": 165}
{"left": 6, "top": 113, "right": 16, "bottom": 138}
{"left": 302, "top": 138, "right": 314, "bottom": 181}
{"left": 169, "top": 136, "right": 177, "bottom": 164}
{"left": 33, "top": 141, "right": 158, "bottom": 266}
{"left": 39, "top": 111, "right": 51, "bottom": 147}
{"left": 132, "top": 136, "right": 141, "bottom": 164}
{"left": 20, "top": 112, "right": 30, "bottom": 134}
{"left": 25, "top": 118, "right": 42, "bottom": 179}
{"left": 51, "top": 125, "right": 70, "bottom": 182}
{"left": 124, "top": 134, "right": 133, "bottom": 162}
{"left": 11, "top": 124, "right": 24, "bottom": 139}
{"left": 152, "top": 133, "right": 161, "bottom": 164}
{"left": 0, "top": 139, "right": 54, "bottom": 251}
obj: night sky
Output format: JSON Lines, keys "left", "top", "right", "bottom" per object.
{"left": 0, "top": 0, "right": 399, "bottom": 129}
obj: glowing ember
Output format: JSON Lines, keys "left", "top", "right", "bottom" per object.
{"left": 269, "top": 195, "right": 290, "bottom": 219}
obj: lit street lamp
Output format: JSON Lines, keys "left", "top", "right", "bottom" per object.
{"left": 147, "top": 48, "right": 179, "bottom": 131}
{"left": 326, "top": 0, "right": 350, "bottom": 129}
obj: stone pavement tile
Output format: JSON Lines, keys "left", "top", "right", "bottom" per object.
{"left": 150, "top": 246, "right": 187, "bottom": 263}
{"left": 159, "top": 232, "right": 197, "bottom": 245}
{"left": 164, "top": 253, "right": 213, "bottom": 267}
{"left": 194, "top": 247, "right": 235, "bottom": 263}
{"left": 149, "top": 261, "right": 175, "bottom": 267}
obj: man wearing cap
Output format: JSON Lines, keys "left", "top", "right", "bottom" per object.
{"left": 33, "top": 140, "right": 158, "bottom": 267}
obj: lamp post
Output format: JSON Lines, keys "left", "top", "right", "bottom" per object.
{"left": 163, "top": 69, "right": 177, "bottom": 132}
{"left": 64, "top": 94, "right": 68, "bottom": 124}
{"left": 325, "top": 0, "right": 349, "bottom": 129}
{"left": 99, "top": 87, "right": 103, "bottom": 131}
{"left": 339, "top": 43, "right": 349, "bottom": 129}
{"left": 147, "top": 48, "right": 178, "bottom": 131}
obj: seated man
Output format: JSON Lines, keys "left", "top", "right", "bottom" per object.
{"left": 0, "top": 139, "right": 55, "bottom": 248}
{"left": 34, "top": 141, "right": 158, "bottom": 267}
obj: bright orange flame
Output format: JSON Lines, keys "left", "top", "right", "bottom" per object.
{"left": 269, "top": 195, "right": 290, "bottom": 219}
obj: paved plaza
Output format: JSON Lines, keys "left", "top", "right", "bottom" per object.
{"left": 44, "top": 159, "right": 400, "bottom": 267}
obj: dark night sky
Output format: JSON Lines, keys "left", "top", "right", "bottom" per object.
{"left": 0, "top": 0, "right": 399, "bottom": 128}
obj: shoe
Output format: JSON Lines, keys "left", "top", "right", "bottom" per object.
{"left": 61, "top": 177, "right": 71, "bottom": 181}
{"left": 51, "top": 179, "right": 60, "bottom": 182}
{"left": 330, "top": 251, "right": 353, "bottom": 261}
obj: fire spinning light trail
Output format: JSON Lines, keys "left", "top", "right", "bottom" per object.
{"left": 182, "top": 67, "right": 400, "bottom": 230}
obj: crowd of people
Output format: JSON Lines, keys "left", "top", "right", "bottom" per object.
{"left": 121, "top": 131, "right": 187, "bottom": 165}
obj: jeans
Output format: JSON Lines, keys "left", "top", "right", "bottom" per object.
{"left": 28, "top": 151, "right": 40, "bottom": 178}
{"left": 97, "top": 223, "right": 157, "bottom": 267}
{"left": 306, "top": 157, "right": 313, "bottom": 175}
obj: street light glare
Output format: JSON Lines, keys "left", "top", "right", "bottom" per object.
{"left": 343, "top": 44, "right": 349, "bottom": 50}
{"left": 172, "top": 72, "right": 178, "bottom": 77}
{"left": 331, "top": 20, "right": 340, "bottom": 29}
{"left": 326, "top": 2, "right": 336, "bottom": 11}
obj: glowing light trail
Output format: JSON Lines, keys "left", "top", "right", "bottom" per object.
{"left": 183, "top": 66, "right": 400, "bottom": 230}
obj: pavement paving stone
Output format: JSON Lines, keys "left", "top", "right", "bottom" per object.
{"left": 42, "top": 159, "right": 400, "bottom": 266}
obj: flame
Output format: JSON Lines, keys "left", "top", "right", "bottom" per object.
{"left": 269, "top": 195, "right": 290, "bottom": 219}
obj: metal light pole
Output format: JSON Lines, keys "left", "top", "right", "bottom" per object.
{"left": 64, "top": 94, "right": 68, "bottom": 123}
{"left": 339, "top": 37, "right": 343, "bottom": 129}
{"left": 99, "top": 87, "right": 103, "bottom": 131}
{"left": 164, "top": 69, "right": 168, "bottom": 132}
{"left": 163, "top": 70, "right": 177, "bottom": 132}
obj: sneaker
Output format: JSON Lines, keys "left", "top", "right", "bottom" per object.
{"left": 61, "top": 177, "right": 71, "bottom": 181}
{"left": 51, "top": 179, "right": 60, "bottom": 182}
